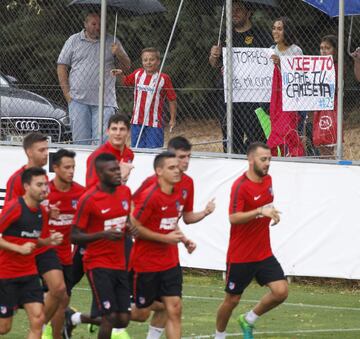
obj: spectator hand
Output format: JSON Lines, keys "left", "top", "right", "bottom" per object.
{"left": 111, "top": 43, "right": 121, "bottom": 56}
{"left": 351, "top": 47, "right": 360, "bottom": 62}
{"left": 111, "top": 69, "right": 123, "bottom": 77}
{"left": 210, "top": 45, "right": 221, "bottom": 59}
{"left": 270, "top": 54, "right": 280, "bottom": 66}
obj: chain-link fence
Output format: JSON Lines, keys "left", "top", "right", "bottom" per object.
{"left": 1, "top": 0, "right": 360, "bottom": 159}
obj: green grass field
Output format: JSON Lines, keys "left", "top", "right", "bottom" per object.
{"left": 4, "top": 272, "right": 360, "bottom": 338}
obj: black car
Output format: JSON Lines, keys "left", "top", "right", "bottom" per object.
{"left": 0, "top": 72, "right": 71, "bottom": 143}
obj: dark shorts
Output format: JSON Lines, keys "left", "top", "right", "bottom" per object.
{"left": 0, "top": 275, "right": 43, "bottom": 318}
{"left": 133, "top": 265, "right": 182, "bottom": 309}
{"left": 225, "top": 256, "right": 285, "bottom": 295}
{"left": 62, "top": 265, "right": 73, "bottom": 297}
{"left": 87, "top": 268, "right": 131, "bottom": 315}
{"left": 71, "top": 245, "right": 85, "bottom": 289}
{"left": 35, "top": 248, "right": 62, "bottom": 276}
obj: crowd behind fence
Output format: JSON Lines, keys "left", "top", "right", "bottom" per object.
{"left": 1, "top": 0, "right": 360, "bottom": 159}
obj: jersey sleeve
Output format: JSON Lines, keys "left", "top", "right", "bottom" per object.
{"left": 163, "top": 75, "right": 176, "bottom": 101}
{"left": 123, "top": 70, "right": 137, "bottom": 86}
{"left": 86, "top": 152, "right": 98, "bottom": 188}
{"left": 0, "top": 200, "right": 21, "bottom": 233}
{"left": 132, "top": 187, "right": 156, "bottom": 225}
{"left": 183, "top": 179, "right": 194, "bottom": 213}
{"left": 229, "top": 182, "right": 246, "bottom": 215}
{"left": 4, "top": 174, "right": 22, "bottom": 204}
{"left": 72, "top": 195, "right": 92, "bottom": 230}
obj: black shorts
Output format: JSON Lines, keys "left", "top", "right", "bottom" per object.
{"left": 62, "top": 265, "right": 73, "bottom": 297}
{"left": 0, "top": 275, "right": 43, "bottom": 318}
{"left": 133, "top": 265, "right": 182, "bottom": 309}
{"left": 225, "top": 256, "right": 285, "bottom": 295}
{"left": 36, "top": 249, "right": 62, "bottom": 276}
{"left": 87, "top": 268, "right": 131, "bottom": 315}
{"left": 71, "top": 245, "right": 85, "bottom": 289}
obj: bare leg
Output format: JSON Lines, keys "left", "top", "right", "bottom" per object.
{"left": 51, "top": 293, "right": 69, "bottom": 339}
{"left": 162, "top": 296, "right": 182, "bottom": 339}
{"left": 42, "top": 269, "right": 67, "bottom": 323}
{"left": 215, "top": 293, "right": 241, "bottom": 332}
{"left": 24, "top": 302, "right": 45, "bottom": 339}
{"left": 0, "top": 316, "right": 13, "bottom": 335}
{"left": 252, "top": 280, "right": 288, "bottom": 316}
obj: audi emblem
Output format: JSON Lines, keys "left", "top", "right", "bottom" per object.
{"left": 15, "top": 120, "right": 40, "bottom": 131}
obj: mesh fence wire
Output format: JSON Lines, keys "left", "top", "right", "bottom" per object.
{"left": 1, "top": 0, "right": 360, "bottom": 159}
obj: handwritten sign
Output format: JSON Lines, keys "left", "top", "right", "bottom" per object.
{"left": 223, "top": 47, "right": 274, "bottom": 103}
{"left": 281, "top": 55, "right": 336, "bottom": 111}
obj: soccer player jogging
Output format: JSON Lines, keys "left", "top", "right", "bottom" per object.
{"left": 3, "top": 132, "right": 68, "bottom": 335}
{"left": 130, "top": 151, "right": 192, "bottom": 339}
{"left": 132, "top": 136, "right": 215, "bottom": 339}
{"left": 71, "top": 153, "right": 132, "bottom": 339}
{"left": 214, "top": 142, "right": 288, "bottom": 339}
{"left": 0, "top": 167, "right": 63, "bottom": 339}
{"left": 45, "top": 149, "right": 85, "bottom": 339}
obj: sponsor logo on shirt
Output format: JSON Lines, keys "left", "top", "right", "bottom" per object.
{"left": 49, "top": 214, "right": 74, "bottom": 226}
{"left": 137, "top": 84, "right": 155, "bottom": 93}
{"left": 104, "top": 216, "right": 127, "bottom": 232}
{"left": 21, "top": 230, "right": 41, "bottom": 238}
{"left": 159, "top": 217, "right": 177, "bottom": 230}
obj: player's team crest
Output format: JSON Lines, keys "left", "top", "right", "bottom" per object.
{"left": 0, "top": 306, "right": 7, "bottom": 314}
{"left": 182, "top": 189, "right": 188, "bottom": 200}
{"left": 71, "top": 200, "right": 78, "bottom": 209}
{"left": 103, "top": 301, "right": 111, "bottom": 309}
{"left": 269, "top": 187, "right": 273, "bottom": 196}
{"left": 228, "top": 282, "right": 235, "bottom": 290}
{"left": 122, "top": 200, "right": 129, "bottom": 211}
{"left": 139, "top": 297, "right": 146, "bottom": 305}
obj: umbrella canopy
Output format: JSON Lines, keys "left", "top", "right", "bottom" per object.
{"left": 68, "top": 0, "right": 166, "bottom": 15}
{"left": 302, "top": 0, "right": 360, "bottom": 17}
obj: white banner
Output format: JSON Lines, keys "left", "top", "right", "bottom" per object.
{"left": 281, "top": 55, "right": 336, "bottom": 112}
{"left": 1, "top": 145, "right": 360, "bottom": 279}
{"left": 223, "top": 47, "right": 273, "bottom": 103}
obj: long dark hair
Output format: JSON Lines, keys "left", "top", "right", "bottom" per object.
{"left": 273, "top": 16, "right": 297, "bottom": 47}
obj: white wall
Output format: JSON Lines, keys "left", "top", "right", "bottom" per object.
{"left": 1, "top": 145, "right": 359, "bottom": 279}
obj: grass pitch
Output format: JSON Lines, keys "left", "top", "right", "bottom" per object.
{"left": 4, "top": 272, "right": 360, "bottom": 338}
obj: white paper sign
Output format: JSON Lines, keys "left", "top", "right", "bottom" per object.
{"left": 281, "top": 55, "right": 336, "bottom": 111}
{"left": 223, "top": 47, "right": 274, "bottom": 103}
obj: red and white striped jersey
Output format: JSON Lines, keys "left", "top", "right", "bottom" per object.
{"left": 124, "top": 68, "right": 176, "bottom": 128}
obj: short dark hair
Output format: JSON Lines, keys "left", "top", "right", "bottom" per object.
{"left": 247, "top": 142, "right": 270, "bottom": 156}
{"left": 167, "top": 136, "right": 192, "bottom": 152}
{"left": 107, "top": 113, "right": 131, "bottom": 130}
{"left": 153, "top": 151, "right": 176, "bottom": 170}
{"left": 274, "top": 16, "right": 297, "bottom": 47}
{"left": 94, "top": 153, "right": 117, "bottom": 175}
{"left": 23, "top": 132, "right": 47, "bottom": 151}
{"left": 21, "top": 167, "right": 47, "bottom": 185}
{"left": 52, "top": 149, "right": 76, "bottom": 166}
{"left": 141, "top": 47, "right": 161, "bottom": 59}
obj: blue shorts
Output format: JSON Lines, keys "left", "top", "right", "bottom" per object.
{"left": 131, "top": 124, "right": 164, "bottom": 148}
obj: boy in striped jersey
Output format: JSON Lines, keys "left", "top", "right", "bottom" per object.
{"left": 112, "top": 47, "right": 177, "bottom": 148}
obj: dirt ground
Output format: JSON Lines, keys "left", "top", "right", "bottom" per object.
{"left": 165, "top": 118, "right": 360, "bottom": 161}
